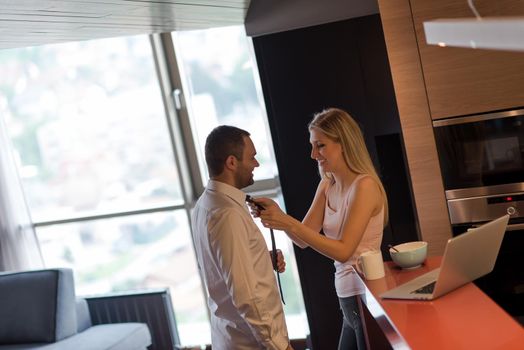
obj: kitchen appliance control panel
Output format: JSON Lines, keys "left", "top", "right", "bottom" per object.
{"left": 447, "top": 192, "right": 523, "bottom": 224}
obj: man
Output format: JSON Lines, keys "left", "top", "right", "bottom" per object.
{"left": 191, "top": 125, "right": 293, "bottom": 350}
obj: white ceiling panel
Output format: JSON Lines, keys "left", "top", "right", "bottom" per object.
{"left": 0, "top": 10, "right": 112, "bottom": 19}
{"left": 45, "top": 1, "right": 144, "bottom": 14}
{"left": 0, "top": 0, "right": 250, "bottom": 50}
{"left": 0, "top": 0, "right": 53, "bottom": 11}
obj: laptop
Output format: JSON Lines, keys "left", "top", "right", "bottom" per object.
{"left": 381, "top": 214, "right": 509, "bottom": 300}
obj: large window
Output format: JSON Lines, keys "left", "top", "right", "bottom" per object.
{"left": 173, "top": 26, "right": 277, "bottom": 183}
{"left": 0, "top": 36, "right": 209, "bottom": 346}
{"left": 0, "top": 27, "right": 308, "bottom": 347}
{"left": 2, "top": 38, "right": 183, "bottom": 222}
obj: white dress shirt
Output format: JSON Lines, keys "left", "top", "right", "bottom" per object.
{"left": 191, "top": 180, "right": 289, "bottom": 350}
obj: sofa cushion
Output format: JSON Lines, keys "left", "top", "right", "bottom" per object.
{"left": 0, "top": 323, "right": 151, "bottom": 350}
{"left": 75, "top": 298, "right": 92, "bottom": 333}
{"left": 0, "top": 269, "right": 77, "bottom": 343}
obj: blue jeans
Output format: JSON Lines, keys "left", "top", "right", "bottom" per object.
{"left": 338, "top": 295, "right": 366, "bottom": 350}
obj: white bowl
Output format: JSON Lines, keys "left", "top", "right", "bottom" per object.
{"left": 389, "top": 241, "right": 428, "bottom": 269}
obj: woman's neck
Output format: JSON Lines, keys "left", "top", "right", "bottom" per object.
{"left": 331, "top": 168, "right": 359, "bottom": 192}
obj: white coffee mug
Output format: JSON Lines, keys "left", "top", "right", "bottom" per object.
{"left": 357, "top": 250, "right": 385, "bottom": 280}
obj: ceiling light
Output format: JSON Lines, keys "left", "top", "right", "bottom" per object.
{"left": 424, "top": 17, "right": 524, "bottom": 52}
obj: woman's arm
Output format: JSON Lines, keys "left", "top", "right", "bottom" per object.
{"left": 302, "top": 179, "right": 329, "bottom": 233}
{"left": 257, "top": 177, "right": 383, "bottom": 262}
{"left": 293, "top": 179, "right": 330, "bottom": 248}
{"left": 251, "top": 180, "right": 329, "bottom": 249}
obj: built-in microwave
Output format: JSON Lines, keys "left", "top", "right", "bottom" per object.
{"left": 433, "top": 108, "right": 524, "bottom": 200}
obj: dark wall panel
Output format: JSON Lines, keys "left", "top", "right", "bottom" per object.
{"left": 252, "top": 15, "right": 416, "bottom": 349}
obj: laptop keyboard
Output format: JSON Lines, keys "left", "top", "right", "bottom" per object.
{"left": 411, "top": 281, "right": 436, "bottom": 294}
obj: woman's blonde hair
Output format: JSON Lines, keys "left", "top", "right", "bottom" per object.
{"left": 308, "top": 108, "right": 388, "bottom": 224}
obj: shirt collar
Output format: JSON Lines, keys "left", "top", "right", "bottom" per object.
{"left": 207, "top": 180, "right": 247, "bottom": 208}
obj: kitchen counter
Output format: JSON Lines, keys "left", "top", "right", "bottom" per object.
{"left": 358, "top": 256, "right": 524, "bottom": 349}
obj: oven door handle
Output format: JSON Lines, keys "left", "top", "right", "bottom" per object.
{"left": 506, "top": 223, "right": 524, "bottom": 231}
{"left": 470, "top": 223, "right": 524, "bottom": 231}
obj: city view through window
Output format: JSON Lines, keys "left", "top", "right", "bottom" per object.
{"left": 0, "top": 26, "right": 308, "bottom": 346}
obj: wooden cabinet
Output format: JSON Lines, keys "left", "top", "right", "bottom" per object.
{"left": 410, "top": 0, "right": 524, "bottom": 119}
{"left": 377, "top": 0, "right": 452, "bottom": 255}
{"left": 377, "top": 0, "right": 524, "bottom": 255}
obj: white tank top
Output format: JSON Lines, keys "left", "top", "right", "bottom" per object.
{"left": 323, "top": 174, "right": 384, "bottom": 297}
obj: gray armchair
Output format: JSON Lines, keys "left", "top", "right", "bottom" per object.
{"left": 0, "top": 268, "right": 151, "bottom": 350}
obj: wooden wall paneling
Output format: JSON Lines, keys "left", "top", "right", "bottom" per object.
{"left": 410, "top": 0, "right": 524, "bottom": 119}
{"left": 377, "top": 0, "right": 451, "bottom": 255}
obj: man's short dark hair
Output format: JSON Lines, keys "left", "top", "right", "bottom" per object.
{"left": 205, "top": 125, "right": 250, "bottom": 177}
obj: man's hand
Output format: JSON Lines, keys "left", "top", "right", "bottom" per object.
{"left": 270, "top": 249, "right": 286, "bottom": 273}
{"left": 285, "top": 343, "right": 294, "bottom": 350}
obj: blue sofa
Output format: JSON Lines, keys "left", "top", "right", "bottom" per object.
{"left": 0, "top": 268, "right": 151, "bottom": 350}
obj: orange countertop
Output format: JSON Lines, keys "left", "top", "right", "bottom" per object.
{"left": 359, "top": 256, "right": 524, "bottom": 350}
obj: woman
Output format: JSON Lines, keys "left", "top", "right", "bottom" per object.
{"left": 251, "top": 108, "right": 388, "bottom": 350}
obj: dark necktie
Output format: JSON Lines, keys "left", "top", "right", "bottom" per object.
{"left": 246, "top": 195, "right": 285, "bottom": 304}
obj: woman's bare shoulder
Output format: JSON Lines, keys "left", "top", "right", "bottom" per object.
{"left": 354, "top": 175, "right": 381, "bottom": 195}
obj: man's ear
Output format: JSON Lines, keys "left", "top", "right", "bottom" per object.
{"left": 224, "top": 155, "right": 237, "bottom": 171}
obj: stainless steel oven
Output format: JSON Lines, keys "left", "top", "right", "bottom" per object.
{"left": 433, "top": 109, "right": 524, "bottom": 323}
